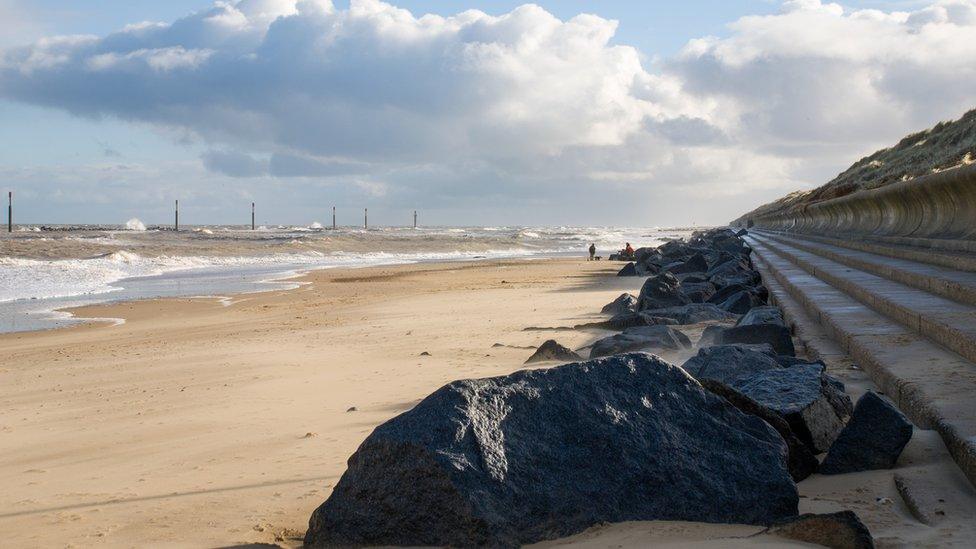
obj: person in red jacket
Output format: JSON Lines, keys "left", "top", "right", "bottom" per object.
{"left": 624, "top": 242, "right": 635, "bottom": 256}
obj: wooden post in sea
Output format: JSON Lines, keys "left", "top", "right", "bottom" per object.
{"left": 364, "top": 208, "right": 368, "bottom": 229}
{"left": 332, "top": 206, "right": 336, "bottom": 230}
{"left": 413, "top": 210, "right": 417, "bottom": 229}
{"left": 7, "top": 191, "right": 11, "bottom": 233}
{"left": 175, "top": 200, "right": 179, "bottom": 231}
{"left": 251, "top": 202, "right": 255, "bottom": 230}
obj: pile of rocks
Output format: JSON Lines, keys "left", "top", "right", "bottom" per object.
{"left": 303, "top": 227, "right": 910, "bottom": 547}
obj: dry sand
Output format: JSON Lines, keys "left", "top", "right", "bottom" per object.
{"left": 1, "top": 258, "right": 974, "bottom": 547}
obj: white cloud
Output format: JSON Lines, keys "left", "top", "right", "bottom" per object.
{"left": 0, "top": 0, "right": 974, "bottom": 225}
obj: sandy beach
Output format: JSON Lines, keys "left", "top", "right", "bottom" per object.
{"left": 0, "top": 258, "right": 639, "bottom": 547}
{"left": 2, "top": 257, "right": 974, "bottom": 548}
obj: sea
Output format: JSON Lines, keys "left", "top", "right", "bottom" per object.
{"left": 0, "top": 222, "right": 696, "bottom": 333}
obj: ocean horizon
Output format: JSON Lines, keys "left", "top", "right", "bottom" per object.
{"left": 0, "top": 223, "right": 696, "bottom": 333}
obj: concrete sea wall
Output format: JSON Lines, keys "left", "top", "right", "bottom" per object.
{"left": 738, "top": 164, "right": 976, "bottom": 244}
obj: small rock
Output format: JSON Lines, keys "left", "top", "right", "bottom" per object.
{"left": 666, "top": 252, "right": 708, "bottom": 275}
{"left": 680, "top": 344, "right": 781, "bottom": 387}
{"left": 419, "top": 351, "right": 431, "bottom": 356}
{"left": 718, "top": 290, "right": 765, "bottom": 314}
{"left": 600, "top": 293, "right": 638, "bottom": 315}
{"left": 304, "top": 432, "right": 318, "bottom": 438}
{"left": 636, "top": 272, "right": 690, "bottom": 311}
{"left": 707, "top": 283, "right": 755, "bottom": 306}
{"left": 346, "top": 407, "right": 358, "bottom": 412}
{"left": 641, "top": 303, "right": 738, "bottom": 324}
{"left": 766, "top": 511, "right": 874, "bottom": 549}
{"left": 594, "top": 311, "right": 678, "bottom": 330}
{"left": 697, "top": 325, "right": 725, "bottom": 347}
{"left": 524, "top": 340, "right": 583, "bottom": 364}
{"left": 820, "top": 391, "right": 913, "bottom": 475}
{"left": 616, "top": 262, "right": 637, "bottom": 276}
{"left": 736, "top": 306, "right": 786, "bottom": 327}
{"left": 699, "top": 378, "right": 818, "bottom": 481}
{"left": 735, "top": 363, "right": 850, "bottom": 453}
{"left": 720, "top": 323, "right": 796, "bottom": 356}
{"left": 589, "top": 325, "right": 692, "bottom": 358}
{"left": 680, "top": 281, "right": 716, "bottom": 303}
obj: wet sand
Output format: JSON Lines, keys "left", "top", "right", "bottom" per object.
{"left": 1, "top": 258, "right": 974, "bottom": 547}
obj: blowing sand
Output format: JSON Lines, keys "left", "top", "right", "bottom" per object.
{"left": 1, "top": 258, "right": 974, "bottom": 547}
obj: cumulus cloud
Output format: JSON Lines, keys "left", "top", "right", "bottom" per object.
{"left": 1, "top": 0, "right": 974, "bottom": 224}
{"left": 673, "top": 0, "right": 976, "bottom": 153}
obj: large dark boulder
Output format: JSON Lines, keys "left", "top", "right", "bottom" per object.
{"left": 635, "top": 260, "right": 661, "bottom": 276}
{"left": 819, "top": 392, "right": 913, "bottom": 475}
{"left": 699, "top": 378, "right": 818, "bottom": 481}
{"left": 601, "top": 293, "right": 638, "bottom": 315}
{"left": 697, "top": 325, "right": 725, "bottom": 347}
{"left": 718, "top": 290, "right": 765, "bottom": 314}
{"left": 632, "top": 247, "right": 657, "bottom": 264}
{"left": 706, "top": 258, "right": 752, "bottom": 279}
{"left": 304, "top": 354, "right": 798, "bottom": 548}
{"left": 676, "top": 273, "right": 708, "bottom": 283}
{"left": 711, "top": 271, "right": 762, "bottom": 289}
{"left": 658, "top": 240, "right": 691, "bottom": 259}
{"left": 636, "top": 272, "right": 690, "bottom": 311}
{"left": 720, "top": 323, "right": 796, "bottom": 356}
{"left": 642, "top": 303, "right": 738, "bottom": 324}
{"left": 735, "top": 364, "right": 851, "bottom": 453}
{"left": 667, "top": 252, "right": 708, "bottom": 275}
{"left": 766, "top": 511, "right": 874, "bottom": 549}
{"left": 681, "top": 344, "right": 782, "bottom": 387}
{"left": 524, "top": 340, "right": 583, "bottom": 364}
{"left": 680, "top": 281, "right": 716, "bottom": 303}
{"left": 589, "top": 325, "right": 691, "bottom": 358}
{"left": 712, "top": 237, "right": 753, "bottom": 257}
{"left": 616, "top": 262, "right": 637, "bottom": 277}
{"left": 737, "top": 306, "right": 786, "bottom": 327}
{"left": 592, "top": 311, "right": 678, "bottom": 331}
{"left": 707, "top": 283, "right": 755, "bottom": 306}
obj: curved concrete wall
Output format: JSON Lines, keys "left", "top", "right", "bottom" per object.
{"left": 743, "top": 163, "right": 976, "bottom": 240}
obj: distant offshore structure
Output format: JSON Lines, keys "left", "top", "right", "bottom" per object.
{"left": 1, "top": 193, "right": 421, "bottom": 232}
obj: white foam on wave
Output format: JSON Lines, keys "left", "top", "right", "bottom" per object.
{"left": 0, "top": 226, "right": 690, "bottom": 312}
{"left": 125, "top": 218, "right": 147, "bottom": 231}
{"left": 0, "top": 246, "right": 548, "bottom": 304}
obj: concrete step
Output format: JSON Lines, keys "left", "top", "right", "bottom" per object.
{"left": 755, "top": 230, "right": 976, "bottom": 307}
{"left": 755, "top": 229, "right": 976, "bottom": 273}
{"left": 745, "top": 236, "right": 976, "bottom": 490}
{"left": 749, "top": 233, "right": 976, "bottom": 366}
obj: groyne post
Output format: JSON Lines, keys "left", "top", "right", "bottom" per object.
{"left": 251, "top": 202, "right": 255, "bottom": 230}
{"left": 332, "top": 206, "right": 336, "bottom": 230}
{"left": 364, "top": 208, "right": 368, "bottom": 230}
{"left": 175, "top": 200, "right": 179, "bottom": 231}
{"left": 7, "top": 191, "right": 11, "bottom": 233}
{"left": 414, "top": 210, "right": 417, "bottom": 229}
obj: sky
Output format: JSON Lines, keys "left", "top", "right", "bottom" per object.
{"left": 0, "top": 0, "right": 973, "bottom": 227}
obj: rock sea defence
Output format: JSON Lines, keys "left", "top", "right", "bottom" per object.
{"left": 303, "top": 227, "right": 893, "bottom": 547}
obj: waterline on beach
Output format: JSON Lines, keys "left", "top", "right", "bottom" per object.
{"left": 0, "top": 225, "right": 691, "bottom": 333}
